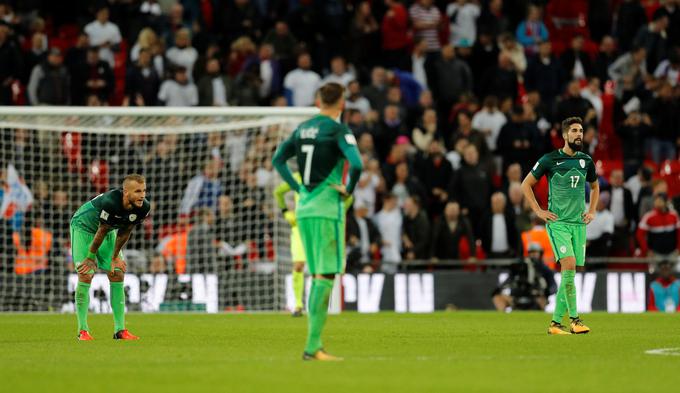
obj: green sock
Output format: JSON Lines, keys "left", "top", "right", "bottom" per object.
{"left": 75, "top": 282, "right": 91, "bottom": 331}
{"left": 304, "top": 278, "right": 334, "bottom": 354}
{"left": 293, "top": 270, "right": 305, "bottom": 310}
{"left": 562, "top": 270, "right": 578, "bottom": 319}
{"left": 110, "top": 282, "right": 126, "bottom": 333}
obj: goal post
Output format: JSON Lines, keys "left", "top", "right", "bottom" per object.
{"left": 0, "top": 106, "right": 317, "bottom": 313}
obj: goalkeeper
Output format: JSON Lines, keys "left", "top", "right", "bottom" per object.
{"left": 274, "top": 172, "right": 353, "bottom": 317}
{"left": 70, "top": 174, "right": 150, "bottom": 341}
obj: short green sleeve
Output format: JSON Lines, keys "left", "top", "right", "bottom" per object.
{"left": 530, "top": 154, "right": 551, "bottom": 180}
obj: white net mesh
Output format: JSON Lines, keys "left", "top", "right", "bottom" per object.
{"left": 0, "top": 106, "right": 316, "bottom": 312}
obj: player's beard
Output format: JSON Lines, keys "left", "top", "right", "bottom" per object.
{"left": 568, "top": 138, "right": 583, "bottom": 152}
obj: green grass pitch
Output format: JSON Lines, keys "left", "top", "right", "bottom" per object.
{"left": 1, "top": 312, "right": 679, "bottom": 393}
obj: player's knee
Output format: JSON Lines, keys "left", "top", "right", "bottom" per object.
{"left": 293, "top": 262, "right": 305, "bottom": 272}
{"left": 78, "top": 273, "right": 94, "bottom": 284}
{"left": 107, "top": 270, "right": 124, "bottom": 282}
{"left": 561, "top": 257, "right": 576, "bottom": 270}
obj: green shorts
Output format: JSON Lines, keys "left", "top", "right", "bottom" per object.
{"left": 297, "top": 217, "right": 345, "bottom": 275}
{"left": 546, "top": 222, "right": 586, "bottom": 267}
{"left": 70, "top": 224, "right": 120, "bottom": 273}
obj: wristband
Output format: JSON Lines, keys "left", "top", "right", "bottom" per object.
{"left": 86, "top": 251, "right": 96, "bottom": 260}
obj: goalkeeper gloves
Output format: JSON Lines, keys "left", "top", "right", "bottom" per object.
{"left": 283, "top": 209, "right": 297, "bottom": 227}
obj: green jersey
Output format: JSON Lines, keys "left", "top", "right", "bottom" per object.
{"left": 530, "top": 149, "right": 597, "bottom": 225}
{"left": 71, "top": 189, "right": 151, "bottom": 234}
{"left": 272, "top": 114, "right": 363, "bottom": 221}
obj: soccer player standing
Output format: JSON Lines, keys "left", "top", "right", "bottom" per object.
{"left": 70, "top": 174, "right": 150, "bottom": 340}
{"left": 521, "top": 117, "right": 599, "bottom": 335}
{"left": 273, "top": 82, "right": 363, "bottom": 360}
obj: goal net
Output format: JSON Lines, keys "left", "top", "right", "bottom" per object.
{"left": 0, "top": 106, "right": 317, "bottom": 313}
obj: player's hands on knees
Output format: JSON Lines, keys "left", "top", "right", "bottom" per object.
{"left": 77, "top": 258, "right": 97, "bottom": 274}
{"left": 537, "top": 209, "right": 558, "bottom": 222}
{"left": 582, "top": 212, "right": 595, "bottom": 224}
{"left": 112, "top": 257, "right": 127, "bottom": 273}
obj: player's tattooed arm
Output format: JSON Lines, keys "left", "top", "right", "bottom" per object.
{"left": 77, "top": 223, "right": 112, "bottom": 274}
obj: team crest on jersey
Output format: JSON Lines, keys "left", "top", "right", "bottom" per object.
{"left": 100, "top": 210, "right": 109, "bottom": 220}
{"left": 129, "top": 214, "right": 137, "bottom": 222}
{"left": 579, "top": 159, "right": 585, "bottom": 168}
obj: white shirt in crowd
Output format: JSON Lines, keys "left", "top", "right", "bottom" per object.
{"left": 345, "top": 96, "right": 372, "bottom": 115}
{"left": 322, "top": 71, "right": 355, "bottom": 87}
{"left": 166, "top": 46, "right": 198, "bottom": 81}
{"left": 581, "top": 88, "right": 603, "bottom": 124}
{"left": 354, "top": 173, "right": 380, "bottom": 216}
{"left": 586, "top": 209, "right": 615, "bottom": 241}
{"left": 284, "top": 68, "right": 321, "bottom": 106}
{"left": 610, "top": 187, "right": 626, "bottom": 227}
{"left": 373, "top": 208, "right": 402, "bottom": 263}
{"left": 211, "top": 77, "right": 228, "bottom": 106}
{"left": 472, "top": 108, "right": 506, "bottom": 152}
{"left": 412, "top": 54, "right": 428, "bottom": 88}
{"left": 158, "top": 80, "right": 198, "bottom": 106}
{"left": 654, "top": 59, "right": 680, "bottom": 87}
{"left": 84, "top": 19, "right": 122, "bottom": 68}
{"left": 259, "top": 60, "right": 273, "bottom": 99}
{"left": 491, "top": 213, "right": 509, "bottom": 253}
{"left": 447, "top": 1, "right": 480, "bottom": 45}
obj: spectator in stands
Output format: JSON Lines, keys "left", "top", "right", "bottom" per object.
{"left": 560, "top": 34, "right": 593, "bottom": 82}
{"left": 262, "top": 21, "right": 297, "bottom": 70}
{"left": 554, "top": 80, "right": 596, "bottom": 129}
{"left": 409, "top": 0, "right": 443, "bottom": 55}
{"left": 389, "top": 161, "right": 427, "bottom": 208}
{"left": 478, "top": 51, "right": 518, "bottom": 102}
{"left": 607, "top": 169, "right": 636, "bottom": 253}
{"left": 645, "top": 82, "right": 679, "bottom": 164}
{"left": 158, "top": 66, "right": 198, "bottom": 106}
{"left": 375, "top": 105, "right": 409, "bottom": 160}
{"left": 509, "top": 182, "right": 532, "bottom": 232}
{"left": 498, "top": 33, "right": 526, "bottom": 74}
{"left": 71, "top": 47, "right": 114, "bottom": 105}
{"left": 472, "top": 95, "right": 506, "bottom": 154}
{"left": 249, "top": 43, "right": 281, "bottom": 103}
{"left": 322, "top": 56, "right": 355, "bottom": 87}
{"left": 363, "top": 66, "right": 388, "bottom": 112}
{"left": 354, "top": 157, "right": 382, "bottom": 217}
{"left": 633, "top": 11, "right": 669, "bottom": 72}
{"left": 497, "top": 105, "right": 541, "bottom": 174}
{"left": 166, "top": 28, "right": 198, "bottom": 81}
{"left": 451, "top": 110, "right": 489, "bottom": 159}
{"left": 477, "top": 0, "right": 509, "bottom": 40}
{"left": 147, "top": 139, "right": 181, "bottom": 227}
{"left": 215, "top": 0, "right": 262, "bottom": 46}
{"left": 617, "top": 110, "right": 651, "bottom": 177}
{"left": 416, "top": 139, "right": 453, "bottom": 216}
{"left": 83, "top": 5, "right": 121, "bottom": 68}
{"left": 0, "top": 21, "right": 20, "bottom": 105}
{"left": 348, "top": 1, "right": 380, "bottom": 75}
{"left": 593, "top": 35, "right": 619, "bottom": 84}
{"left": 179, "top": 158, "right": 223, "bottom": 215}
{"left": 130, "top": 27, "right": 159, "bottom": 63}
{"left": 580, "top": 77, "right": 604, "bottom": 125}
{"left": 615, "top": 0, "right": 648, "bottom": 53}
{"left": 186, "top": 208, "right": 218, "bottom": 273}
{"left": 608, "top": 46, "right": 648, "bottom": 99}
{"left": 345, "top": 80, "right": 371, "bottom": 115}
{"left": 653, "top": 47, "right": 680, "bottom": 87}
{"left": 124, "top": 48, "right": 161, "bottom": 107}
{"left": 430, "top": 200, "right": 475, "bottom": 261}
{"left": 524, "top": 41, "right": 564, "bottom": 112}
{"left": 586, "top": 191, "right": 615, "bottom": 257}
{"left": 214, "top": 195, "right": 247, "bottom": 259}
{"left": 432, "top": 44, "right": 473, "bottom": 122}
{"left": 381, "top": 0, "right": 410, "bottom": 71}
{"left": 402, "top": 195, "right": 430, "bottom": 262}
{"left": 12, "top": 210, "right": 52, "bottom": 275}
{"left": 446, "top": 0, "right": 481, "bottom": 47}
{"left": 410, "top": 37, "right": 429, "bottom": 89}
{"left": 347, "top": 198, "right": 382, "bottom": 273}
{"left": 637, "top": 193, "right": 680, "bottom": 258}
{"left": 521, "top": 214, "right": 555, "bottom": 269}
{"left": 470, "top": 30, "right": 499, "bottom": 94}
{"left": 373, "top": 193, "right": 403, "bottom": 272}
{"left": 515, "top": 4, "right": 548, "bottom": 56}
{"left": 283, "top": 52, "right": 320, "bottom": 107}
{"left": 412, "top": 108, "right": 441, "bottom": 153}
{"left": 22, "top": 31, "right": 48, "bottom": 84}
{"left": 480, "top": 192, "right": 519, "bottom": 258}
{"left": 197, "top": 58, "right": 232, "bottom": 107}
{"left": 27, "top": 48, "right": 70, "bottom": 106}
{"left": 41, "top": 189, "right": 71, "bottom": 249}
{"left": 448, "top": 144, "right": 491, "bottom": 233}
{"left": 648, "top": 260, "right": 680, "bottom": 312}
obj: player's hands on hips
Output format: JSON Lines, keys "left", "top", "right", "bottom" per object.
{"left": 582, "top": 212, "right": 595, "bottom": 224}
{"left": 77, "top": 258, "right": 97, "bottom": 274}
{"left": 331, "top": 184, "right": 350, "bottom": 198}
{"left": 283, "top": 210, "right": 297, "bottom": 227}
{"left": 112, "top": 256, "right": 127, "bottom": 273}
{"left": 537, "top": 209, "right": 558, "bottom": 222}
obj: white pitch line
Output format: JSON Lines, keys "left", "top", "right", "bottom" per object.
{"left": 645, "top": 347, "right": 680, "bottom": 356}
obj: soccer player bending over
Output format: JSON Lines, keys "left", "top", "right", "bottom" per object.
{"left": 521, "top": 117, "right": 599, "bottom": 335}
{"left": 273, "top": 82, "right": 363, "bottom": 360}
{"left": 71, "top": 174, "right": 151, "bottom": 340}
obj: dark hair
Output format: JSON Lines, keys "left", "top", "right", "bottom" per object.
{"left": 318, "top": 82, "right": 345, "bottom": 107}
{"left": 561, "top": 117, "right": 583, "bottom": 134}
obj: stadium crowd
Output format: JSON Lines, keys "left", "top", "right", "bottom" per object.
{"left": 2, "top": 0, "right": 680, "bottom": 290}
